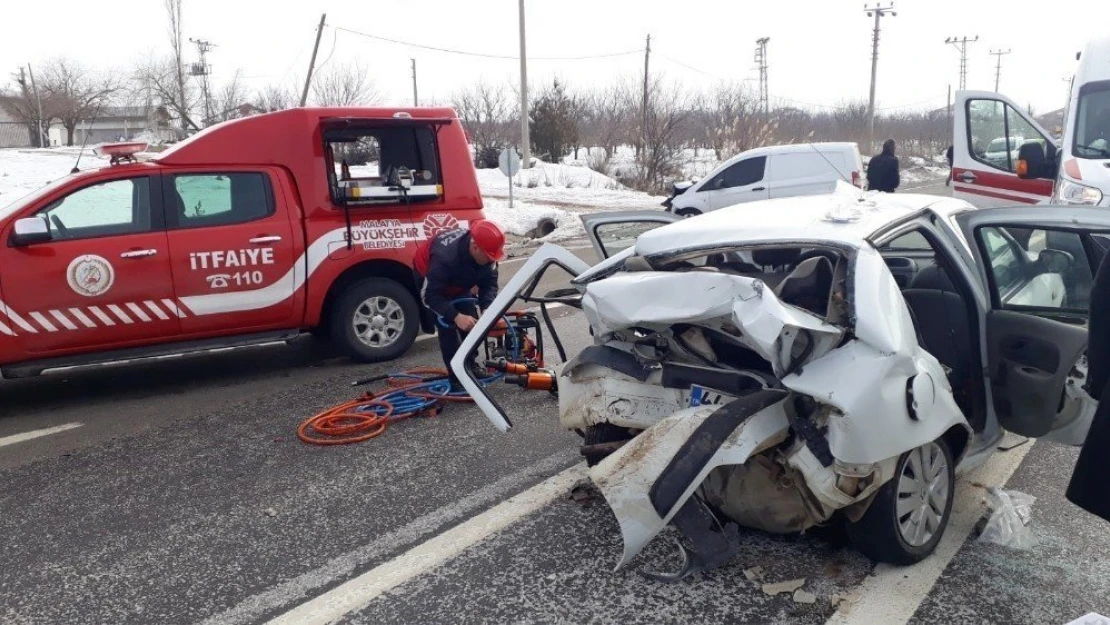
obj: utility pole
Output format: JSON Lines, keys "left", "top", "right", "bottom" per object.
{"left": 990, "top": 48, "right": 1011, "bottom": 91}
{"left": 25, "top": 65, "right": 46, "bottom": 148}
{"left": 189, "top": 38, "right": 215, "bottom": 125}
{"left": 945, "top": 35, "right": 979, "bottom": 90}
{"left": 642, "top": 34, "right": 651, "bottom": 155}
{"left": 864, "top": 3, "right": 896, "bottom": 157}
{"left": 300, "top": 14, "right": 327, "bottom": 107}
{"left": 755, "top": 37, "right": 770, "bottom": 116}
{"left": 411, "top": 58, "right": 418, "bottom": 106}
{"left": 518, "top": 0, "right": 531, "bottom": 169}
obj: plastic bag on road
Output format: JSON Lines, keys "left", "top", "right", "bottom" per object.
{"left": 977, "top": 487, "right": 1037, "bottom": 550}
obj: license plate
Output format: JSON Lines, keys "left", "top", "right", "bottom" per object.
{"left": 689, "top": 385, "right": 737, "bottom": 407}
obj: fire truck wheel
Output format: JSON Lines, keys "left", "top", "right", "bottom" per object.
{"left": 331, "top": 278, "right": 419, "bottom": 362}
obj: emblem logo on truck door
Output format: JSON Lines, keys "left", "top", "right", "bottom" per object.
{"left": 67, "top": 255, "right": 115, "bottom": 297}
{"left": 422, "top": 213, "right": 459, "bottom": 238}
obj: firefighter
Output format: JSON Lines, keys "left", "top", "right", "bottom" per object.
{"left": 413, "top": 219, "right": 506, "bottom": 391}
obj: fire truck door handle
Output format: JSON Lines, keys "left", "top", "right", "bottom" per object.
{"left": 958, "top": 171, "right": 977, "bottom": 183}
{"left": 119, "top": 249, "right": 158, "bottom": 259}
{"left": 249, "top": 235, "right": 282, "bottom": 244}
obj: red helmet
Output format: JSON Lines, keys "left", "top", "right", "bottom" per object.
{"left": 470, "top": 219, "right": 506, "bottom": 261}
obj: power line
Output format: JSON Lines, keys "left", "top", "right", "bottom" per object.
{"left": 332, "top": 25, "right": 642, "bottom": 61}
{"left": 654, "top": 52, "right": 724, "bottom": 80}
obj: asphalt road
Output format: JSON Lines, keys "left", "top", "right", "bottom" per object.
{"left": 3, "top": 183, "right": 1109, "bottom": 625}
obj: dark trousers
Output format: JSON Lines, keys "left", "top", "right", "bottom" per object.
{"left": 435, "top": 300, "right": 478, "bottom": 385}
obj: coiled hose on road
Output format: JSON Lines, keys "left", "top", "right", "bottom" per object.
{"left": 297, "top": 367, "right": 503, "bottom": 445}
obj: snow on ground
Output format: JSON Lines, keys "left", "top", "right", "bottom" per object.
{"left": 2, "top": 143, "right": 949, "bottom": 247}
{"left": 0, "top": 148, "right": 108, "bottom": 209}
{"left": 476, "top": 160, "right": 662, "bottom": 211}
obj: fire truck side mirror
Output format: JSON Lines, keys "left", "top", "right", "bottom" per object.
{"left": 11, "top": 216, "right": 52, "bottom": 246}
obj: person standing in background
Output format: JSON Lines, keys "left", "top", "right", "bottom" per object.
{"left": 867, "top": 138, "right": 901, "bottom": 193}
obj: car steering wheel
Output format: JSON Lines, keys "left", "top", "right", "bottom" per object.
{"left": 50, "top": 214, "right": 69, "bottom": 237}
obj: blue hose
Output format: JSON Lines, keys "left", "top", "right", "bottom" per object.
{"left": 353, "top": 371, "right": 503, "bottom": 421}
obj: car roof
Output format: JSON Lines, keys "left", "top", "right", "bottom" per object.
{"left": 635, "top": 189, "right": 967, "bottom": 256}
{"left": 1077, "top": 36, "right": 1110, "bottom": 84}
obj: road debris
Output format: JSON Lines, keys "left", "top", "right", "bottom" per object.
{"left": 743, "top": 566, "right": 764, "bottom": 583}
{"left": 264, "top": 508, "right": 278, "bottom": 517}
{"left": 569, "top": 481, "right": 601, "bottom": 508}
{"left": 792, "top": 589, "right": 818, "bottom": 604}
{"left": 762, "top": 578, "right": 806, "bottom": 596}
{"left": 831, "top": 590, "right": 862, "bottom": 613}
{"left": 977, "top": 487, "right": 1037, "bottom": 550}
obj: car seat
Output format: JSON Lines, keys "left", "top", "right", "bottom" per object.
{"left": 774, "top": 256, "right": 834, "bottom": 317}
{"left": 902, "top": 265, "right": 977, "bottom": 425}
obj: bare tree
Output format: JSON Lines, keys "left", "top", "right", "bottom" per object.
{"left": 133, "top": 56, "right": 199, "bottom": 136}
{"left": 207, "top": 70, "right": 250, "bottom": 123}
{"left": 450, "top": 79, "right": 514, "bottom": 168}
{"left": 311, "top": 61, "right": 381, "bottom": 107}
{"left": 7, "top": 68, "right": 61, "bottom": 147}
{"left": 701, "top": 82, "right": 777, "bottom": 161}
{"left": 256, "top": 83, "right": 296, "bottom": 112}
{"left": 38, "top": 58, "right": 121, "bottom": 146}
{"left": 165, "top": 0, "right": 189, "bottom": 134}
{"left": 636, "top": 76, "right": 691, "bottom": 192}
{"left": 588, "top": 82, "right": 635, "bottom": 161}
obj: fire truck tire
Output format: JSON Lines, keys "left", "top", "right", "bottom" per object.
{"left": 331, "top": 278, "right": 420, "bottom": 363}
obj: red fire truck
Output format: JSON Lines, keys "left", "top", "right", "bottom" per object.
{"left": 0, "top": 107, "right": 485, "bottom": 378}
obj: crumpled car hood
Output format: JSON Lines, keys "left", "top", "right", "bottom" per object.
{"left": 581, "top": 271, "right": 845, "bottom": 377}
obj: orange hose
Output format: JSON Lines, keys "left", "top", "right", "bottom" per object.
{"left": 298, "top": 368, "right": 477, "bottom": 445}
{"left": 297, "top": 396, "right": 392, "bottom": 445}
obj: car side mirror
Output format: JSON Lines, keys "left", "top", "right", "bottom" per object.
{"left": 1016, "top": 142, "right": 1046, "bottom": 179}
{"left": 1037, "top": 248, "right": 1074, "bottom": 274}
{"left": 10, "top": 216, "right": 51, "bottom": 247}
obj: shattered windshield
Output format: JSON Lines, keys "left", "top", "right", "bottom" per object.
{"left": 1074, "top": 80, "right": 1110, "bottom": 159}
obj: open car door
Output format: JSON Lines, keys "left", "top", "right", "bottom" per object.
{"left": 579, "top": 211, "right": 681, "bottom": 260}
{"left": 958, "top": 206, "right": 1110, "bottom": 445}
{"left": 952, "top": 90, "right": 1057, "bottom": 207}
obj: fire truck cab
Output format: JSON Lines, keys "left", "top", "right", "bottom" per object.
{"left": 0, "top": 107, "right": 484, "bottom": 378}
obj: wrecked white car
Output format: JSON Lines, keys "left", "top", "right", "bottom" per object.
{"left": 452, "top": 186, "right": 1106, "bottom": 580}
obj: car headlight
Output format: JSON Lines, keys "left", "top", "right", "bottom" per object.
{"left": 1056, "top": 178, "right": 1104, "bottom": 206}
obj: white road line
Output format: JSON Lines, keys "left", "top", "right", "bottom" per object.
{"left": 826, "top": 441, "right": 1036, "bottom": 625}
{"left": 201, "top": 449, "right": 579, "bottom": 625}
{"left": 0, "top": 422, "right": 83, "bottom": 448}
{"left": 267, "top": 463, "right": 587, "bottom": 625}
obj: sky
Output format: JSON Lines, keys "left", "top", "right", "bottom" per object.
{"left": 2, "top": 0, "right": 1108, "bottom": 115}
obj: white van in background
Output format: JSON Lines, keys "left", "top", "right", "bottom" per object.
{"left": 663, "top": 142, "right": 863, "bottom": 216}
{"left": 951, "top": 36, "right": 1110, "bottom": 208}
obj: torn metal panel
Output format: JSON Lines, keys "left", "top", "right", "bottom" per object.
{"left": 783, "top": 339, "right": 969, "bottom": 465}
{"left": 589, "top": 391, "right": 791, "bottom": 567}
{"left": 581, "top": 271, "right": 844, "bottom": 377}
{"left": 849, "top": 245, "right": 919, "bottom": 356}
{"left": 450, "top": 243, "right": 591, "bottom": 432}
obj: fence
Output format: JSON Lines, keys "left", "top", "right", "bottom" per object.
{"left": 0, "top": 122, "right": 36, "bottom": 149}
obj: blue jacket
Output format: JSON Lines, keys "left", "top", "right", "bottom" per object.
{"left": 416, "top": 229, "right": 499, "bottom": 320}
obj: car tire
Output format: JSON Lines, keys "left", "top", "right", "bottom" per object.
{"left": 845, "top": 437, "right": 955, "bottom": 565}
{"left": 675, "top": 207, "right": 702, "bottom": 218}
{"left": 582, "top": 423, "right": 635, "bottom": 467}
{"left": 330, "top": 278, "right": 419, "bottom": 363}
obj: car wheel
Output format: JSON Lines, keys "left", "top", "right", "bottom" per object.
{"left": 675, "top": 207, "right": 702, "bottom": 218}
{"left": 582, "top": 423, "right": 635, "bottom": 467}
{"left": 331, "top": 278, "right": 419, "bottom": 363}
{"left": 846, "top": 438, "right": 955, "bottom": 565}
